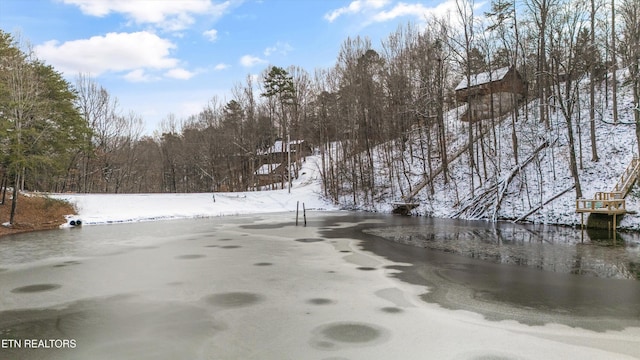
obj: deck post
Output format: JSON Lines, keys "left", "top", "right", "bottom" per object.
{"left": 613, "top": 213, "right": 617, "bottom": 244}
{"left": 580, "top": 213, "right": 584, "bottom": 243}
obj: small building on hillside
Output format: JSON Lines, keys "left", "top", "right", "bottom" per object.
{"left": 260, "top": 139, "right": 309, "bottom": 159}
{"left": 454, "top": 66, "right": 526, "bottom": 122}
{"left": 254, "top": 139, "right": 311, "bottom": 188}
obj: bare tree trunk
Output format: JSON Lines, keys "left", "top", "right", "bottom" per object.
{"left": 549, "top": 0, "right": 587, "bottom": 199}
{"left": 635, "top": 88, "right": 640, "bottom": 157}
{"left": 589, "top": 0, "right": 599, "bottom": 162}
{"left": 566, "top": 114, "right": 583, "bottom": 198}
{"left": 611, "top": 0, "right": 619, "bottom": 124}
{"left": 619, "top": 0, "right": 640, "bottom": 155}
{"left": 437, "top": 57, "right": 449, "bottom": 184}
{"left": 525, "top": 0, "right": 556, "bottom": 128}
{"left": 0, "top": 174, "right": 6, "bottom": 205}
{"left": 9, "top": 172, "right": 19, "bottom": 225}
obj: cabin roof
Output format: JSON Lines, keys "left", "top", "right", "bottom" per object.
{"left": 258, "top": 139, "right": 305, "bottom": 155}
{"left": 454, "top": 66, "right": 511, "bottom": 91}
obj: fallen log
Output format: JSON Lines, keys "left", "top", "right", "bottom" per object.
{"left": 454, "top": 139, "right": 551, "bottom": 220}
{"left": 513, "top": 185, "right": 575, "bottom": 223}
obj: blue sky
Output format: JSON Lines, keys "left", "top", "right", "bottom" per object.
{"left": 0, "top": 0, "right": 461, "bottom": 133}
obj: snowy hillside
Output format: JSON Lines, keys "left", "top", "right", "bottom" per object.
{"left": 50, "top": 71, "right": 640, "bottom": 230}
{"left": 335, "top": 69, "right": 640, "bottom": 229}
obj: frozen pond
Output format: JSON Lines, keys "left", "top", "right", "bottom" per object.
{"left": 0, "top": 212, "right": 639, "bottom": 359}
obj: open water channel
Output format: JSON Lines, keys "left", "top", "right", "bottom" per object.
{"left": 0, "top": 212, "right": 639, "bottom": 359}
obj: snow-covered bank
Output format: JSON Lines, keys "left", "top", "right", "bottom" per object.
{"left": 326, "top": 69, "right": 640, "bottom": 230}
{"left": 51, "top": 156, "right": 339, "bottom": 226}
{"left": 50, "top": 71, "right": 640, "bottom": 231}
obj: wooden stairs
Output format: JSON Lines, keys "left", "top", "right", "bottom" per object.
{"left": 576, "top": 156, "right": 640, "bottom": 215}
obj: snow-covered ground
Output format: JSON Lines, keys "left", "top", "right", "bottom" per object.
{"left": 50, "top": 70, "right": 640, "bottom": 232}
{"left": 324, "top": 69, "right": 640, "bottom": 230}
{"left": 51, "top": 156, "right": 339, "bottom": 226}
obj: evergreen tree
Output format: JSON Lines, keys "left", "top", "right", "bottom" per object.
{"left": 261, "top": 66, "right": 296, "bottom": 139}
{"left": 0, "top": 30, "right": 90, "bottom": 224}
{"left": 261, "top": 66, "right": 296, "bottom": 190}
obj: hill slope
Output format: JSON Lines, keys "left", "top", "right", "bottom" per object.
{"left": 345, "top": 70, "right": 640, "bottom": 229}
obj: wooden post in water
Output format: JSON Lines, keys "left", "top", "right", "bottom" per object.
{"left": 303, "top": 202, "right": 307, "bottom": 227}
{"left": 580, "top": 213, "right": 584, "bottom": 243}
{"left": 296, "top": 201, "right": 299, "bottom": 226}
{"left": 613, "top": 213, "right": 617, "bottom": 245}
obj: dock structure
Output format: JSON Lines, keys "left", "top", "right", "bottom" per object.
{"left": 391, "top": 200, "right": 420, "bottom": 215}
{"left": 575, "top": 191, "right": 627, "bottom": 215}
{"left": 576, "top": 156, "right": 640, "bottom": 238}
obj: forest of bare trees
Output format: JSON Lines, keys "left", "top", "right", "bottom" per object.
{"left": 2, "top": 0, "right": 640, "bottom": 216}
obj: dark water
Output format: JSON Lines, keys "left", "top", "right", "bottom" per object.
{"left": 315, "top": 213, "right": 640, "bottom": 330}
{"left": 364, "top": 220, "right": 640, "bottom": 280}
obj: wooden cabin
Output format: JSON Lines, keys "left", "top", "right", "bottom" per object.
{"left": 454, "top": 66, "right": 526, "bottom": 122}
{"left": 254, "top": 139, "right": 311, "bottom": 188}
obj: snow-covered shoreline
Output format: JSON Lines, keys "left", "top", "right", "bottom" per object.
{"left": 49, "top": 150, "right": 640, "bottom": 231}
{"left": 50, "top": 156, "right": 340, "bottom": 226}
{"left": 52, "top": 190, "right": 338, "bottom": 226}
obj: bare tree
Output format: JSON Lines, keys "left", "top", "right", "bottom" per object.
{"left": 611, "top": 0, "right": 619, "bottom": 124}
{"left": 524, "top": 0, "right": 558, "bottom": 128}
{"left": 454, "top": 0, "right": 481, "bottom": 195}
{"left": 75, "top": 74, "right": 124, "bottom": 192}
{"left": 549, "top": 0, "right": 589, "bottom": 198}
{"left": 588, "top": 0, "right": 603, "bottom": 161}
{"left": 486, "top": 0, "right": 522, "bottom": 167}
{"left": 619, "top": 0, "right": 640, "bottom": 154}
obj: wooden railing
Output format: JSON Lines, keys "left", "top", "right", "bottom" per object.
{"left": 593, "top": 191, "right": 623, "bottom": 200}
{"left": 575, "top": 156, "right": 639, "bottom": 215}
{"left": 613, "top": 156, "right": 640, "bottom": 197}
{"left": 576, "top": 192, "right": 627, "bottom": 214}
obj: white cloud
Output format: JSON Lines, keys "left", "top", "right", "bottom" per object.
{"left": 203, "top": 29, "right": 219, "bottom": 42}
{"left": 372, "top": 2, "right": 428, "bottom": 22}
{"left": 264, "top": 41, "right": 293, "bottom": 57}
{"left": 324, "top": 0, "right": 457, "bottom": 26}
{"left": 61, "top": 0, "right": 232, "bottom": 31}
{"left": 165, "top": 68, "right": 196, "bottom": 80}
{"left": 371, "top": 1, "right": 457, "bottom": 23}
{"left": 214, "top": 63, "right": 230, "bottom": 70}
{"left": 240, "top": 55, "right": 266, "bottom": 67}
{"left": 123, "top": 69, "right": 157, "bottom": 82}
{"left": 324, "top": 0, "right": 390, "bottom": 22}
{"left": 34, "top": 31, "right": 178, "bottom": 76}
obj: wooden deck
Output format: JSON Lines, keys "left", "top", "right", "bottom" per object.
{"left": 391, "top": 201, "right": 420, "bottom": 215}
{"left": 575, "top": 192, "right": 626, "bottom": 214}
{"left": 575, "top": 156, "right": 639, "bottom": 215}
